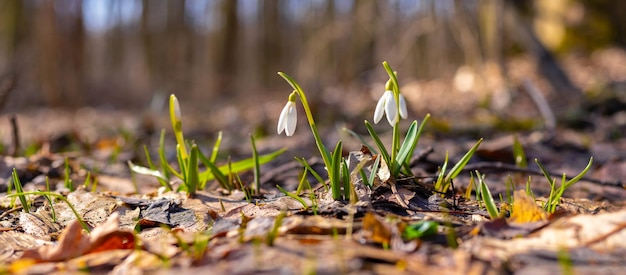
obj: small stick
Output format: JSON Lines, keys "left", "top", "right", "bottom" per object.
{"left": 10, "top": 115, "right": 19, "bottom": 157}
{"left": 522, "top": 79, "right": 556, "bottom": 139}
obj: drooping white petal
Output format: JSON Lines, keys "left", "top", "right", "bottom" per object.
{"left": 384, "top": 91, "right": 397, "bottom": 126}
{"left": 277, "top": 102, "right": 290, "bottom": 134}
{"left": 278, "top": 101, "right": 297, "bottom": 136}
{"left": 398, "top": 94, "right": 408, "bottom": 119}
{"left": 373, "top": 91, "right": 388, "bottom": 124}
{"left": 285, "top": 103, "right": 297, "bottom": 136}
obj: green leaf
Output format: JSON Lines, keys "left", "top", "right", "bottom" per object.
{"left": 11, "top": 168, "right": 29, "bottom": 213}
{"left": 250, "top": 135, "right": 261, "bottom": 194}
{"left": 477, "top": 171, "right": 499, "bottom": 219}
{"left": 434, "top": 152, "right": 449, "bottom": 192}
{"left": 364, "top": 120, "right": 391, "bottom": 167}
{"left": 199, "top": 148, "right": 285, "bottom": 182}
{"left": 197, "top": 145, "right": 232, "bottom": 191}
{"left": 367, "top": 155, "right": 381, "bottom": 187}
{"left": 295, "top": 157, "right": 326, "bottom": 190}
{"left": 210, "top": 131, "right": 223, "bottom": 163}
{"left": 444, "top": 138, "right": 483, "bottom": 183}
{"left": 128, "top": 161, "right": 169, "bottom": 183}
{"left": 512, "top": 135, "right": 528, "bottom": 168}
{"left": 276, "top": 184, "right": 308, "bottom": 209}
{"left": 186, "top": 144, "right": 199, "bottom": 194}
{"left": 144, "top": 144, "right": 172, "bottom": 191}
{"left": 403, "top": 221, "right": 438, "bottom": 240}
{"left": 330, "top": 141, "right": 343, "bottom": 200}
{"left": 399, "top": 114, "right": 430, "bottom": 175}
{"left": 343, "top": 127, "right": 377, "bottom": 154}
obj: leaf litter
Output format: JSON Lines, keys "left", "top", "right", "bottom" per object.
{"left": 2, "top": 108, "right": 626, "bottom": 274}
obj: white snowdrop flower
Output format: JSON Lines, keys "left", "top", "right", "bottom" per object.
{"left": 277, "top": 98, "right": 297, "bottom": 136}
{"left": 398, "top": 93, "right": 408, "bottom": 120}
{"left": 374, "top": 90, "right": 395, "bottom": 125}
{"left": 374, "top": 77, "right": 409, "bottom": 126}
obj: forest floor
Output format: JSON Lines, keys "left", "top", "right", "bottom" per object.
{"left": 2, "top": 52, "right": 626, "bottom": 274}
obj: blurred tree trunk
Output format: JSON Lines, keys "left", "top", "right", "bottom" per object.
{"left": 35, "top": 0, "right": 61, "bottom": 107}
{"left": 62, "top": 0, "right": 85, "bottom": 108}
{"left": 258, "top": 0, "right": 281, "bottom": 86}
{"left": 166, "top": 0, "right": 189, "bottom": 93}
{"left": 348, "top": 1, "right": 376, "bottom": 82}
{"left": 504, "top": 0, "right": 582, "bottom": 112}
{"left": 141, "top": 0, "right": 154, "bottom": 90}
{"left": 0, "top": 0, "right": 24, "bottom": 68}
{"left": 214, "top": 0, "right": 239, "bottom": 93}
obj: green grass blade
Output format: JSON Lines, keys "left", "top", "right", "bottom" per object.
{"left": 144, "top": 144, "right": 172, "bottom": 191}
{"left": 393, "top": 121, "right": 418, "bottom": 175}
{"left": 476, "top": 171, "right": 499, "bottom": 219}
{"left": 199, "top": 148, "right": 285, "bottom": 182}
{"left": 434, "top": 152, "right": 449, "bottom": 192}
{"left": 8, "top": 191, "right": 90, "bottom": 232}
{"left": 343, "top": 127, "right": 377, "bottom": 154}
{"left": 564, "top": 157, "right": 593, "bottom": 188}
{"left": 186, "top": 144, "right": 199, "bottom": 194}
{"left": 276, "top": 184, "right": 308, "bottom": 209}
{"left": 250, "top": 135, "right": 261, "bottom": 194}
{"left": 367, "top": 155, "right": 381, "bottom": 187}
{"left": 295, "top": 157, "right": 327, "bottom": 191}
{"left": 399, "top": 114, "right": 430, "bottom": 174}
{"left": 341, "top": 157, "right": 350, "bottom": 201}
{"left": 364, "top": 120, "right": 391, "bottom": 167}
{"left": 444, "top": 138, "right": 483, "bottom": 183}
{"left": 197, "top": 145, "right": 232, "bottom": 191}
{"left": 512, "top": 135, "right": 528, "bottom": 168}
{"left": 330, "top": 141, "right": 343, "bottom": 200}
{"left": 64, "top": 158, "right": 73, "bottom": 191}
{"left": 210, "top": 131, "right": 223, "bottom": 163}
{"left": 11, "top": 168, "right": 30, "bottom": 213}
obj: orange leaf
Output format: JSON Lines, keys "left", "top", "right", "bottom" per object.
{"left": 509, "top": 190, "right": 548, "bottom": 223}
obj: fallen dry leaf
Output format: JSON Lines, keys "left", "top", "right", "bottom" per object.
{"left": 509, "top": 190, "right": 548, "bottom": 224}
{"left": 19, "top": 212, "right": 134, "bottom": 263}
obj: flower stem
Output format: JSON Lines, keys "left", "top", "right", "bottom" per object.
{"left": 277, "top": 72, "right": 332, "bottom": 168}
{"left": 382, "top": 61, "right": 402, "bottom": 175}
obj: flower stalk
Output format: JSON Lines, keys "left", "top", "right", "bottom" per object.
{"left": 278, "top": 72, "right": 348, "bottom": 200}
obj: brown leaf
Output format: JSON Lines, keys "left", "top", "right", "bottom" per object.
{"left": 20, "top": 212, "right": 134, "bottom": 263}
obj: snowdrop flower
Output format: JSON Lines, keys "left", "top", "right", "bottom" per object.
{"left": 277, "top": 92, "right": 298, "bottom": 136}
{"left": 374, "top": 80, "right": 407, "bottom": 126}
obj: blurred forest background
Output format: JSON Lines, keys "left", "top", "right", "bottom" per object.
{"left": 1, "top": 0, "right": 626, "bottom": 122}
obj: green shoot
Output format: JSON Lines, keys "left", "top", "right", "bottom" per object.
{"left": 277, "top": 72, "right": 345, "bottom": 200}
{"left": 535, "top": 157, "right": 593, "bottom": 213}
{"left": 294, "top": 158, "right": 326, "bottom": 191}
{"left": 276, "top": 184, "right": 308, "bottom": 210}
{"left": 64, "top": 157, "right": 73, "bottom": 191}
{"left": 11, "top": 168, "right": 30, "bottom": 212}
{"left": 144, "top": 144, "right": 172, "bottom": 191}
{"left": 465, "top": 172, "right": 475, "bottom": 200}
{"left": 441, "top": 138, "right": 483, "bottom": 192}
{"left": 475, "top": 171, "right": 500, "bottom": 219}
{"left": 402, "top": 221, "right": 438, "bottom": 240}
{"left": 364, "top": 121, "right": 391, "bottom": 167}
{"left": 512, "top": 135, "right": 528, "bottom": 168}
{"left": 44, "top": 177, "right": 57, "bottom": 222}
{"left": 342, "top": 127, "right": 377, "bottom": 154}
{"left": 266, "top": 212, "right": 286, "bottom": 246}
{"left": 7, "top": 191, "right": 90, "bottom": 232}
{"left": 367, "top": 155, "right": 381, "bottom": 187}
{"left": 169, "top": 94, "right": 188, "bottom": 160}
{"left": 250, "top": 135, "right": 261, "bottom": 194}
